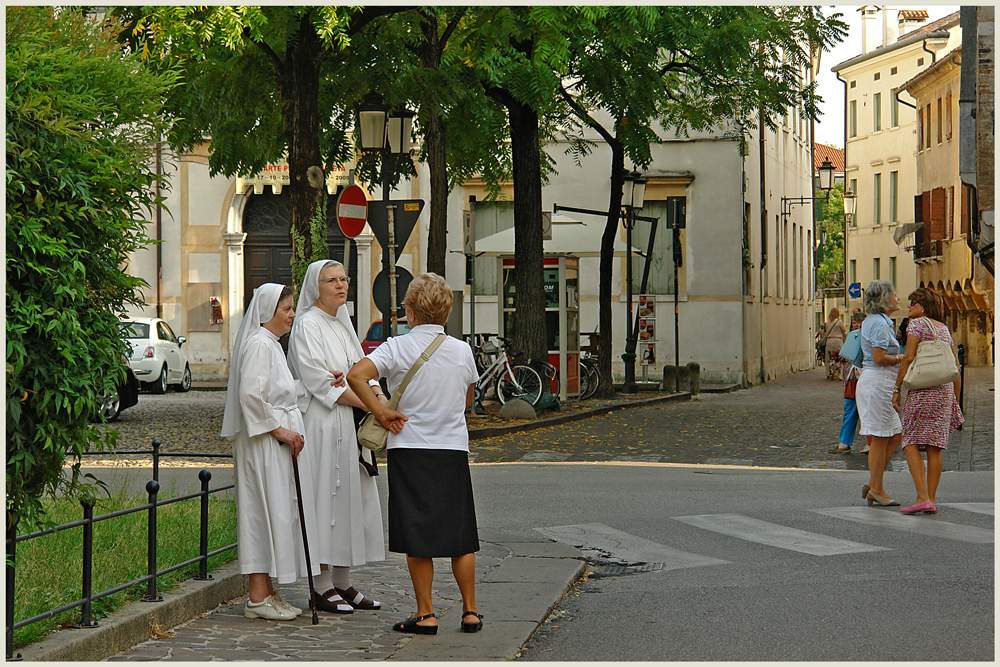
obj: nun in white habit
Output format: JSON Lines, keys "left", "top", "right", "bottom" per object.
{"left": 221, "top": 282, "right": 318, "bottom": 621}
{"left": 288, "top": 260, "right": 386, "bottom": 614}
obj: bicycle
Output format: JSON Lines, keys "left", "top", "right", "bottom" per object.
{"left": 469, "top": 336, "right": 544, "bottom": 408}
{"left": 578, "top": 352, "right": 601, "bottom": 400}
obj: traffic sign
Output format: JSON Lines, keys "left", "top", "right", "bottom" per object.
{"left": 367, "top": 199, "right": 424, "bottom": 256}
{"left": 373, "top": 267, "right": 413, "bottom": 321}
{"left": 335, "top": 185, "right": 368, "bottom": 238}
{"left": 848, "top": 282, "right": 862, "bottom": 298}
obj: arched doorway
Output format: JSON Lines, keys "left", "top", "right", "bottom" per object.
{"left": 242, "top": 192, "right": 359, "bottom": 310}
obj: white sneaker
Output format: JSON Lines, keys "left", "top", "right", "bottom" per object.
{"left": 244, "top": 595, "right": 297, "bottom": 621}
{"left": 271, "top": 590, "right": 303, "bottom": 616}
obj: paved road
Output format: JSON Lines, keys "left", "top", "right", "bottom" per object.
{"left": 97, "top": 367, "right": 994, "bottom": 472}
{"left": 100, "top": 463, "right": 993, "bottom": 661}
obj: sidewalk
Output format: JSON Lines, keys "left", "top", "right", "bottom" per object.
{"left": 20, "top": 468, "right": 584, "bottom": 662}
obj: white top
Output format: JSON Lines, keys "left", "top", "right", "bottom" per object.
{"left": 367, "top": 324, "right": 479, "bottom": 452}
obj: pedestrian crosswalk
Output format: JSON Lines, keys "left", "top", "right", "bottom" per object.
{"left": 673, "top": 513, "right": 889, "bottom": 556}
{"left": 538, "top": 503, "right": 993, "bottom": 572}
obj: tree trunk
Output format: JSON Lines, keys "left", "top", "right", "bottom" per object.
{"left": 506, "top": 99, "right": 548, "bottom": 368}
{"left": 420, "top": 16, "right": 448, "bottom": 276}
{"left": 282, "top": 16, "right": 324, "bottom": 289}
{"left": 597, "top": 141, "right": 625, "bottom": 397}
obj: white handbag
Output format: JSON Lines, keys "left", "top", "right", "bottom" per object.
{"left": 902, "top": 338, "right": 959, "bottom": 390}
{"left": 357, "top": 333, "right": 446, "bottom": 454}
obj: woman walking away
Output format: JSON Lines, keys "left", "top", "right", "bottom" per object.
{"left": 288, "top": 259, "right": 386, "bottom": 615}
{"left": 221, "top": 283, "right": 318, "bottom": 621}
{"left": 856, "top": 280, "right": 905, "bottom": 506}
{"left": 348, "top": 272, "right": 483, "bottom": 635}
{"left": 822, "top": 308, "right": 847, "bottom": 380}
{"left": 893, "top": 288, "right": 964, "bottom": 514}
{"left": 831, "top": 311, "right": 866, "bottom": 454}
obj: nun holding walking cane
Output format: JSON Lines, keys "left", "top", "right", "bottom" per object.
{"left": 222, "top": 282, "right": 339, "bottom": 622}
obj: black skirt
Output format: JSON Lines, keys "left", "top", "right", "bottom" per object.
{"left": 387, "top": 448, "right": 479, "bottom": 557}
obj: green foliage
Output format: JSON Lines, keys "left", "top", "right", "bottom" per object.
{"left": 816, "top": 184, "right": 846, "bottom": 288}
{"left": 12, "top": 487, "right": 236, "bottom": 647}
{"left": 5, "top": 7, "right": 175, "bottom": 529}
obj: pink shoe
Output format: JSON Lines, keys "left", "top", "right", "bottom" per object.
{"left": 900, "top": 500, "right": 936, "bottom": 515}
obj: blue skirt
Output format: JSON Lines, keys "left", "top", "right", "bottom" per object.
{"left": 387, "top": 448, "right": 479, "bottom": 557}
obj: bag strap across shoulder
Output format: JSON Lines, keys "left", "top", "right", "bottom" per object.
{"left": 388, "top": 333, "right": 447, "bottom": 408}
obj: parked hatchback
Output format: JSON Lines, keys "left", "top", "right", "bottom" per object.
{"left": 96, "top": 354, "right": 140, "bottom": 422}
{"left": 120, "top": 317, "right": 192, "bottom": 393}
{"left": 361, "top": 319, "right": 410, "bottom": 354}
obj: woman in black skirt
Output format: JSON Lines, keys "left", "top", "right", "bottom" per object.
{"left": 348, "top": 272, "right": 482, "bottom": 635}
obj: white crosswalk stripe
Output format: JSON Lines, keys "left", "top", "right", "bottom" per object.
{"left": 938, "top": 502, "right": 994, "bottom": 516}
{"left": 813, "top": 507, "right": 994, "bottom": 544}
{"left": 536, "top": 523, "right": 729, "bottom": 571}
{"left": 673, "top": 513, "right": 889, "bottom": 556}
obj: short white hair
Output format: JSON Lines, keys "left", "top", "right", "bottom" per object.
{"left": 863, "top": 280, "right": 895, "bottom": 315}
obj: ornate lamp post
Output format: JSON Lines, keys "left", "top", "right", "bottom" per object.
{"left": 621, "top": 170, "right": 646, "bottom": 393}
{"left": 357, "top": 95, "right": 415, "bottom": 337}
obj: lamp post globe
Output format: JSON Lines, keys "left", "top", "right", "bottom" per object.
{"left": 357, "top": 94, "right": 388, "bottom": 153}
{"left": 818, "top": 156, "right": 835, "bottom": 191}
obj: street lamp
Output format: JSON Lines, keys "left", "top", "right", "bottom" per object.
{"left": 842, "top": 186, "right": 857, "bottom": 302}
{"left": 356, "top": 95, "right": 415, "bottom": 337}
{"left": 621, "top": 170, "right": 646, "bottom": 393}
{"left": 817, "top": 157, "right": 835, "bottom": 192}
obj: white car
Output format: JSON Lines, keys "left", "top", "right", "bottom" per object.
{"left": 120, "top": 317, "right": 192, "bottom": 393}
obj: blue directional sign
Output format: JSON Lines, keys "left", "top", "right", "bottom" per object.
{"left": 848, "top": 282, "right": 862, "bottom": 298}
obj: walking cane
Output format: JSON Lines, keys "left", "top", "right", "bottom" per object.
{"left": 291, "top": 454, "right": 320, "bottom": 625}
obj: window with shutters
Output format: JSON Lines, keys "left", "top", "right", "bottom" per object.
{"left": 917, "top": 107, "right": 923, "bottom": 149}
{"left": 890, "top": 88, "right": 899, "bottom": 127}
{"left": 961, "top": 184, "right": 971, "bottom": 236}
{"left": 873, "top": 257, "right": 881, "bottom": 280}
{"left": 947, "top": 186, "right": 955, "bottom": 239}
{"left": 873, "top": 173, "right": 882, "bottom": 226}
{"left": 849, "top": 100, "right": 857, "bottom": 138}
{"left": 849, "top": 178, "right": 858, "bottom": 227}
{"left": 889, "top": 171, "right": 898, "bottom": 224}
{"left": 929, "top": 187, "right": 946, "bottom": 249}
{"left": 873, "top": 93, "right": 882, "bottom": 132}
{"left": 925, "top": 104, "right": 932, "bottom": 148}
{"left": 850, "top": 259, "right": 857, "bottom": 285}
{"left": 946, "top": 91, "right": 953, "bottom": 140}
{"left": 890, "top": 257, "right": 897, "bottom": 288}
{"left": 936, "top": 97, "right": 943, "bottom": 144}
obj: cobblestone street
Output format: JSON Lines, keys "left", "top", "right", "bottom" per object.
{"left": 97, "top": 366, "right": 994, "bottom": 472}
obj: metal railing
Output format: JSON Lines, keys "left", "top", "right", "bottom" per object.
{"left": 5, "top": 440, "right": 235, "bottom": 660}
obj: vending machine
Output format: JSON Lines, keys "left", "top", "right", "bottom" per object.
{"left": 498, "top": 254, "right": 580, "bottom": 401}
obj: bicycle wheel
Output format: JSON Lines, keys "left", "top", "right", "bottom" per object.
{"left": 497, "top": 365, "right": 543, "bottom": 406}
{"left": 578, "top": 361, "right": 591, "bottom": 399}
{"left": 582, "top": 361, "right": 600, "bottom": 400}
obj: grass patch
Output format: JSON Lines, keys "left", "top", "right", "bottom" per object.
{"left": 12, "top": 483, "right": 237, "bottom": 649}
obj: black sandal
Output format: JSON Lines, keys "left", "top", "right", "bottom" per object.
{"left": 461, "top": 610, "right": 483, "bottom": 633}
{"left": 311, "top": 589, "right": 354, "bottom": 614}
{"left": 334, "top": 586, "right": 381, "bottom": 610}
{"left": 393, "top": 612, "right": 438, "bottom": 635}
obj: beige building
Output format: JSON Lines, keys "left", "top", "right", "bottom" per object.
{"left": 832, "top": 9, "right": 961, "bottom": 317}
{"left": 902, "top": 48, "right": 994, "bottom": 366}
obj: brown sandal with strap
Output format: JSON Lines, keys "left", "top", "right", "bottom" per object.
{"left": 334, "top": 586, "right": 381, "bottom": 610}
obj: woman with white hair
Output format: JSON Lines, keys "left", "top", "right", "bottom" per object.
{"left": 348, "top": 272, "right": 482, "bottom": 635}
{"left": 288, "top": 260, "right": 386, "bottom": 615}
{"left": 856, "top": 280, "right": 905, "bottom": 506}
{"left": 221, "top": 283, "right": 317, "bottom": 621}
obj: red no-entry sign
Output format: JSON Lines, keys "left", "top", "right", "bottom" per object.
{"left": 335, "top": 185, "right": 368, "bottom": 238}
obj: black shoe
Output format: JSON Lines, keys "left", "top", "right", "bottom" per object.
{"left": 393, "top": 612, "right": 438, "bottom": 635}
{"left": 312, "top": 589, "right": 354, "bottom": 614}
{"left": 461, "top": 610, "right": 483, "bottom": 633}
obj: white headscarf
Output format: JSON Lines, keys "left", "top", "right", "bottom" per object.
{"left": 287, "top": 259, "right": 365, "bottom": 381}
{"left": 220, "top": 282, "right": 285, "bottom": 438}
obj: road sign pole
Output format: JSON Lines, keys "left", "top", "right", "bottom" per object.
{"left": 342, "top": 237, "right": 351, "bottom": 277}
{"left": 388, "top": 203, "right": 398, "bottom": 337}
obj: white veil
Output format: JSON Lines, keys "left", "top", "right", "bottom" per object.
{"left": 287, "top": 259, "right": 365, "bottom": 381}
{"left": 220, "top": 282, "right": 284, "bottom": 438}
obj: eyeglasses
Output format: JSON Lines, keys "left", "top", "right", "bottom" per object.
{"left": 325, "top": 276, "right": 351, "bottom": 285}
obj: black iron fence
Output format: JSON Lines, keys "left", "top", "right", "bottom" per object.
{"left": 5, "top": 440, "right": 235, "bottom": 660}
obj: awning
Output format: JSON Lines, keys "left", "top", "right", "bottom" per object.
{"left": 474, "top": 215, "right": 642, "bottom": 257}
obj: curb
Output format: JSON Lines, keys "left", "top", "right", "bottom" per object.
{"left": 389, "top": 540, "right": 585, "bottom": 661}
{"left": 19, "top": 562, "right": 246, "bottom": 662}
{"left": 469, "top": 391, "right": 691, "bottom": 440}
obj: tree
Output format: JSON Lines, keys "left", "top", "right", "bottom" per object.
{"left": 130, "top": 6, "right": 408, "bottom": 287}
{"left": 816, "top": 183, "right": 846, "bottom": 288}
{"left": 6, "top": 7, "right": 176, "bottom": 528}
{"left": 460, "top": 7, "right": 584, "bottom": 369}
{"left": 560, "top": 7, "right": 847, "bottom": 395}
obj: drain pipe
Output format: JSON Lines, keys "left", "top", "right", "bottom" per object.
{"left": 836, "top": 71, "right": 849, "bottom": 306}
{"left": 758, "top": 110, "right": 767, "bottom": 384}
{"left": 155, "top": 135, "right": 163, "bottom": 319}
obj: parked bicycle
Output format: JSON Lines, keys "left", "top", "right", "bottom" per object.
{"left": 578, "top": 351, "right": 600, "bottom": 400}
{"left": 469, "top": 336, "right": 543, "bottom": 408}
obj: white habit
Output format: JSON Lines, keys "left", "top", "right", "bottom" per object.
{"left": 290, "top": 307, "right": 385, "bottom": 567}
{"left": 232, "top": 326, "right": 316, "bottom": 584}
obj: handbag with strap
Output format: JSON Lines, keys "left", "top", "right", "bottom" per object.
{"left": 357, "top": 333, "right": 447, "bottom": 454}
{"left": 839, "top": 329, "right": 864, "bottom": 369}
{"left": 902, "top": 336, "right": 959, "bottom": 390}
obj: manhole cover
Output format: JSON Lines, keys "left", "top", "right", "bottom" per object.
{"left": 590, "top": 562, "right": 664, "bottom": 577}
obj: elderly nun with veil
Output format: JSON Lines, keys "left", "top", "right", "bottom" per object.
{"left": 221, "top": 282, "right": 318, "bottom": 622}
{"left": 288, "top": 259, "right": 386, "bottom": 614}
